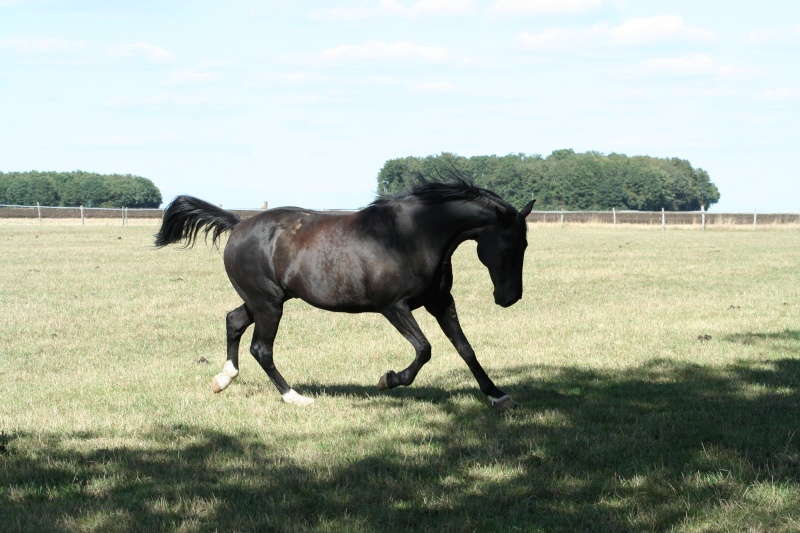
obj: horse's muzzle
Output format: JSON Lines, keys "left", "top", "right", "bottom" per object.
{"left": 494, "top": 291, "right": 521, "bottom": 308}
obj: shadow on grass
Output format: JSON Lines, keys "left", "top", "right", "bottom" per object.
{"left": 3, "top": 342, "right": 800, "bottom": 531}
{"left": 723, "top": 329, "right": 800, "bottom": 355}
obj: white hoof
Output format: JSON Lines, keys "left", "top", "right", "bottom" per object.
{"left": 491, "top": 394, "right": 517, "bottom": 410}
{"left": 211, "top": 360, "right": 239, "bottom": 393}
{"left": 282, "top": 389, "right": 314, "bottom": 406}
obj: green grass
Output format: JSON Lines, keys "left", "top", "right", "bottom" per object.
{"left": 1, "top": 221, "right": 799, "bottom": 532}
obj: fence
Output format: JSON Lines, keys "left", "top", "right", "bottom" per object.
{"left": 1, "top": 204, "right": 798, "bottom": 227}
{"left": 527, "top": 208, "right": 800, "bottom": 228}
{"left": 0, "top": 204, "right": 261, "bottom": 225}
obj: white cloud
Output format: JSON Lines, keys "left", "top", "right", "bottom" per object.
{"left": 744, "top": 24, "right": 800, "bottom": 45}
{"left": 745, "top": 28, "right": 784, "bottom": 45}
{"left": 643, "top": 54, "right": 717, "bottom": 76}
{"left": 517, "top": 23, "right": 609, "bottom": 51}
{"left": 105, "top": 41, "right": 176, "bottom": 63}
{"left": 272, "top": 71, "right": 398, "bottom": 88}
{"left": 2, "top": 35, "right": 86, "bottom": 54}
{"left": 717, "top": 64, "right": 766, "bottom": 81}
{"left": 675, "top": 86, "right": 736, "bottom": 99}
{"left": 489, "top": 0, "right": 605, "bottom": 16}
{"left": 517, "top": 15, "right": 714, "bottom": 51}
{"left": 610, "top": 15, "right": 715, "bottom": 45}
{"left": 757, "top": 87, "right": 799, "bottom": 102}
{"left": 105, "top": 93, "right": 239, "bottom": 111}
{"left": 407, "top": 80, "right": 455, "bottom": 93}
{"left": 277, "top": 71, "right": 333, "bottom": 85}
{"left": 319, "top": 40, "right": 451, "bottom": 64}
{"left": 311, "top": 0, "right": 476, "bottom": 20}
{"left": 392, "top": 0, "right": 476, "bottom": 17}
{"left": 165, "top": 68, "right": 222, "bottom": 86}
{"left": 74, "top": 132, "right": 180, "bottom": 148}
{"left": 641, "top": 54, "right": 764, "bottom": 79}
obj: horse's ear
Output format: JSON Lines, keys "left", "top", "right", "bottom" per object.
{"left": 519, "top": 199, "right": 535, "bottom": 218}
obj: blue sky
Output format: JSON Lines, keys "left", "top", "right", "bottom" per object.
{"left": 1, "top": 0, "right": 798, "bottom": 211}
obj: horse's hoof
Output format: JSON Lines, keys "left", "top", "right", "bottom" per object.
{"left": 211, "top": 361, "right": 239, "bottom": 393}
{"left": 282, "top": 389, "right": 314, "bottom": 406}
{"left": 211, "top": 372, "right": 235, "bottom": 393}
{"left": 377, "top": 370, "right": 396, "bottom": 391}
{"left": 211, "top": 375, "right": 225, "bottom": 393}
{"left": 491, "top": 394, "right": 517, "bottom": 410}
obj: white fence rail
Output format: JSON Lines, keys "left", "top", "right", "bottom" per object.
{"left": 1, "top": 204, "right": 798, "bottom": 227}
{"left": 528, "top": 208, "right": 800, "bottom": 228}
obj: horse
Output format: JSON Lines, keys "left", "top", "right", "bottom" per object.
{"left": 154, "top": 177, "right": 534, "bottom": 410}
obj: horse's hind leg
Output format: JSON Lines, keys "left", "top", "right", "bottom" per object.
{"left": 212, "top": 303, "right": 253, "bottom": 393}
{"left": 250, "top": 302, "right": 314, "bottom": 405}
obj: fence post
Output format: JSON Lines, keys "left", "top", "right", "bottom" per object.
{"left": 661, "top": 208, "right": 665, "bottom": 231}
{"left": 612, "top": 208, "right": 616, "bottom": 225}
{"left": 560, "top": 211, "right": 564, "bottom": 229}
{"left": 701, "top": 205, "right": 706, "bottom": 230}
{"left": 80, "top": 205, "right": 85, "bottom": 225}
{"left": 37, "top": 202, "right": 42, "bottom": 225}
{"left": 753, "top": 209, "right": 757, "bottom": 227}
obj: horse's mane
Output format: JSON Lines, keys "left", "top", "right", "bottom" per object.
{"left": 372, "top": 170, "right": 513, "bottom": 212}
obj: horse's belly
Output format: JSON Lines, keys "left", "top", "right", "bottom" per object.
{"left": 283, "top": 263, "right": 376, "bottom": 311}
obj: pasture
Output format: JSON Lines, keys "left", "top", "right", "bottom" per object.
{"left": 1, "top": 220, "right": 799, "bottom": 532}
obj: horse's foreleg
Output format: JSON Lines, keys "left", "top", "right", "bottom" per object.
{"left": 378, "top": 302, "right": 432, "bottom": 390}
{"left": 426, "top": 296, "right": 516, "bottom": 410}
{"left": 212, "top": 304, "right": 254, "bottom": 393}
{"left": 250, "top": 303, "right": 314, "bottom": 406}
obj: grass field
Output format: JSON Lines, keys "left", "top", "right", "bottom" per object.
{"left": 1, "top": 220, "right": 799, "bottom": 532}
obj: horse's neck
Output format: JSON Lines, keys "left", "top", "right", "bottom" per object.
{"left": 409, "top": 199, "right": 496, "bottom": 253}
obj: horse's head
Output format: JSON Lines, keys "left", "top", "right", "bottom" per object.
{"left": 476, "top": 199, "right": 535, "bottom": 307}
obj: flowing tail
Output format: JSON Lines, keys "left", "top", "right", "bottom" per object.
{"left": 154, "top": 195, "right": 242, "bottom": 248}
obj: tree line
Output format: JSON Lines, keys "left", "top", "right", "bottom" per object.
{"left": 377, "top": 150, "right": 721, "bottom": 211}
{"left": 0, "top": 171, "right": 162, "bottom": 208}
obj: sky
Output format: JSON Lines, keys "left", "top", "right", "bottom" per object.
{"left": 1, "top": 0, "right": 799, "bottom": 212}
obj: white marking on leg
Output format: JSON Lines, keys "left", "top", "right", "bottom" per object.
{"left": 490, "top": 394, "right": 516, "bottom": 410}
{"left": 211, "top": 360, "right": 239, "bottom": 393}
{"left": 281, "top": 389, "right": 314, "bottom": 405}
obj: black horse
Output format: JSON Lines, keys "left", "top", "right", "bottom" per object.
{"left": 155, "top": 177, "right": 534, "bottom": 409}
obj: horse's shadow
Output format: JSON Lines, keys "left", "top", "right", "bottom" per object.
{"left": 292, "top": 380, "right": 472, "bottom": 405}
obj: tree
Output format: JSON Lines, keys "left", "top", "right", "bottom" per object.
{"left": 0, "top": 171, "right": 162, "bottom": 207}
{"left": 374, "top": 150, "right": 720, "bottom": 211}
{"left": 3, "top": 174, "right": 58, "bottom": 205}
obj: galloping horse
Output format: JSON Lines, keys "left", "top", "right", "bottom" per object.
{"left": 155, "top": 177, "right": 534, "bottom": 409}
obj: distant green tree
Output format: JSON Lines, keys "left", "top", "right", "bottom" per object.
{"left": 0, "top": 171, "right": 162, "bottom": 207}
{"left": 0, "top": 173, "right": 10, "bottom": 204}
{"left": 3, "top": 173, "right": 58, "bottom": 205}
{"left": 374, "top": 150, "right": 720, "bottom": 211}
{"left": 106, "top": 176, "right": 162, "bottom": 208}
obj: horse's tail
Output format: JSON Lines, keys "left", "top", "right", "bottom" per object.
{"left": 154, "top": 195, "right": 242, "bottom": 249}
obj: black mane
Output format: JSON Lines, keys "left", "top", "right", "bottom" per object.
{"left": 372, "top": 172, "right": 512, "bottom": 212}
